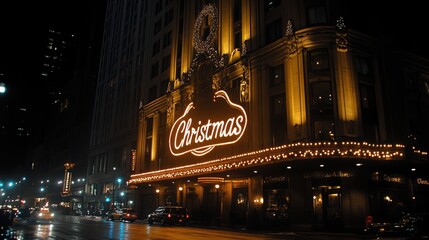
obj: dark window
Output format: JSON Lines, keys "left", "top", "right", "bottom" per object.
{"left": 160, "top": 79, "right": 169, "bottom": 95}
{"left": 309, "top": 50, "right": 330, "bottom": 71}
{"left": 163, "top": 31, "right": 172, "bottom": 48}
{"left": 162, "top": 54, "right": 171, "bottom": 72}
{"left": 271, "top": 65, "right": 284, "bottom": 87}
{"left": 152, "top": 40, "right": 160, "bottom": 56}
{"left": 154, "top": 19, "right": 162, "bottom": 35}
{"left": 356, "top": 56, "right": 373, "bottom": 83}
{"left": 164, "top": 8, "right": 174, "bottom": 26}
{"left": 151, "top": 62, "right": 159, "bottom": 79}
{"left": 355, "top": 56, "right": 379, "bottom": 142}
{"left": 270, "top": 64, "right": 286, "bottom": 145}
{"left": 310, "top": 82, "right": 333, "bottom": 109}
{"left": 149, "top": 85, "right": 157, "bottom": 101}
{"left": 265, "top": 0, "right": 281, "bottom": 12}
{"left": 233, "top": 0, "right": 242, "bottom": 49}
{"left": 314, "top": 120, "right": 334, "bottom": 140}
{"left": 265, "top": 18, "right": 282, "bottom": 45}
{"left": 155, "top": 0, "right": 163, "bottom": 14}
{"left": 307, "top": 49, "right": 334, "bottom": 140}
{"left": 306, "top": 0, "right": 327, "bottom": 25}
{"left": 145, "top": 118, "right": 153, "bottom": 163}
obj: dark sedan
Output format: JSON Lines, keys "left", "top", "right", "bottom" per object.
{"left": 147, "top": 206, "right": 189, "bottom": 226}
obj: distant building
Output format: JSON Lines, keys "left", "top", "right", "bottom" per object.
{"left": 25, "top": 3, "right": 106, "bottom": 210}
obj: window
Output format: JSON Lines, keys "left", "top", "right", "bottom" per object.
{"left": 149, "top": 85, "right": 157, "bottom": 101}
{"left": 310, "top": 82, "right": 332, "bottom": 109}
{"left": 356, "top": 56, "right": 373, "bottom": 83}
{"left": 145, "top": 117, "right": 153, "bottom": 164}
{"left": 355, "top": 56, "right": 379, "bottom": 142}
{"left": 154, "top": 19, "right": 162, "bottom": 35}
{"left": 90, "top": 184, "right": 98, "bottom": 196}
{"left": 265, "top": 0, "right": 281, "bottom": 12}
{"left": 151, "top": 62, "right": 159, "bottom": 79}
{"left": 269, "top": 64, "right": 286, "bottom": 145}
{"left": 164, "top": 8, "right": 174, "bottom": 26}
{"left": 155, "top": 0, "right": 163, "bottom": 14}
{"left": 233, "top": 0, "right": 242, "bottom": 49}
{"left": 422, "top": 75, "right": 429, "bottom": 95}
{"left": 160, "top": 79, "right": 169, "bottom": 95}
{"left": 163, "top": 31, "right": 172, "bottom": 48}
{"left": 271, "top": 65, "right": 284, "bottom": 87}
{"left": 265, "top": 18, "right": 282, "bottom": 45}
{"left": 306, "top": 0, "right": 327, "bottom": 25}
{"left": 314, "top": 120, "right": 335, "bottom": 140}
{"left": 307, "top": 49, "right": 334, "bottom": 140}
{"left": 162, "top": 54, "right": 171, "bottom": 72}
{"left": 152, "top": 40, "right": 160, "bottom": 56}
{"left": 271, "top": 94, "right": 286, "bottom": 145}
{"left": 309, "top": 50, "right": 330, "bottom": 71}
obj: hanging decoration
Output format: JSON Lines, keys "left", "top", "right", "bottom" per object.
{"left": 336, "top": 16, "right": 348, "bottom": 52}
{"left": 181, "top": 4, "right": 224, "bottom": 85}
{"left": 285, "top": 20, "right": 298, "bottom": 57}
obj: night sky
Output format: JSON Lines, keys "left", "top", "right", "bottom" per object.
{"left": 0, "top": 1, "right": 99, "bottom": 179}
{"left": 1, "top": 1, "right": 428, "bottom": 180}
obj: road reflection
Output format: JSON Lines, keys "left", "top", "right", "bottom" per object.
{"left": 9, "top": 215, "right": 370, "bottom": 240}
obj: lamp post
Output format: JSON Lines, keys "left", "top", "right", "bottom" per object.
{"left": 178, "top": 187, "right": 183, "bottom": 206}
{"left": 0, "top": 82, "right": 6, "bottom": 94}
{"left": 115, "top": 178, "right": 122, "bottom": 207}
{"left": 156, "top": 189, "right": 160, "bottom": 207}
{"left": 215, "top": 184, "right": 220, "bottom": 217}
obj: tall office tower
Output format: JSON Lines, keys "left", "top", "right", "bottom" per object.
{"left": 24, "top": 3, "right": 106, "bottom": 209}
{"left": 41, "top": 29, "right": 77, "bottom": 106}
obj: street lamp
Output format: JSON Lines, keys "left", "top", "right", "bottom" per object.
{"left": 0, "top": 82, "right": 6, "bottom": 94}
{"left": 215, "top": 184, "right": 220, "bottom": 218}
{"left": 178, "top": 187, "right": 183, "bottom": 206}
{"left": 114, "top": 178, "right": 122, "bottom": 207}
{"left": 156, "top": 189, "right": 160, "bottom": 207}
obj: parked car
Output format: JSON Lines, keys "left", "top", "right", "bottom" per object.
{"left": 368, "top": 213, "right": 429, "bottom": 239}
{"left": 30, "top": 207, "right": 54, "bottom": 223}
{"left": 147, "top": 206, "right": 189, "bottom": 226}
{"left": 107, "top": 208, "right": 137, "bottom": 222}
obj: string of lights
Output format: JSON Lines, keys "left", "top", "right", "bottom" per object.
{"left": 129, "top": 141, "right": 419, "bottom": 184}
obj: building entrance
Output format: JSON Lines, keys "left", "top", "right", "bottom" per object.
{"left": 231, "top": 187, "right": 248, "bottom": 226}
{"left": 313, "top": 184, "right": 342, "bottom": 230}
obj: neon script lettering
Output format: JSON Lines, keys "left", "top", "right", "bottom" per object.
{"left": 169, "top": 91, "right": 247, "bottom": 156}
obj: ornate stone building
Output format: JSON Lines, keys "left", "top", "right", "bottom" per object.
{"left": 121, "top": 0, "right": 429, "bottom": 231}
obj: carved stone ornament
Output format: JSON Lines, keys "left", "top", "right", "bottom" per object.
{"left": 166, "top": 96, "right": 173, "bottom": 128}
{"left": 285, "top": 20, "right": 298, "bottom": 57}
{"left": 336, "top": 16, "right": 348, "bottom": 52}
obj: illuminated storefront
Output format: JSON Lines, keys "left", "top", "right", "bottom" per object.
{"left": 128, "top": 1, "right": 429, "bottom": 232}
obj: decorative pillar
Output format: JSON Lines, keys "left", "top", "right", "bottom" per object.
{"left": 151, "top": 112, "right": 160, "bottom": 161}
{"left": 284, "top": 20, "right": 307, "bottom": 141}
{"left": 335, "top": 17, "right": 359, "bottom": 137}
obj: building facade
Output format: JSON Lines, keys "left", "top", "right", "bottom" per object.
{"left": 118, "top": 0, "right": 429, "bottom": 231}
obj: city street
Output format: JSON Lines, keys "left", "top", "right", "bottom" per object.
{"left": 8, "top": 215, "right": 377, "bottom": 240}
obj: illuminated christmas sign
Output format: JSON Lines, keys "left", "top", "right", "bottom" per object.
{"left": 169, "top": 90, "right": 247, "bottom": 156}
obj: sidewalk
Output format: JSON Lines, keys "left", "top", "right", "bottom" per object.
{"left": 140, "top": 219, "right": 375, "bottom": 239}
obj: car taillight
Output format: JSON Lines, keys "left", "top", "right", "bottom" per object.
{"left": 127, "top": 214, "right": 130, "bottom": 216}
{"left": 168, "top": 213, "right": 171, "bottom": 218}
{"left": 186, "top": 214, "right": 189, "bottom": 219}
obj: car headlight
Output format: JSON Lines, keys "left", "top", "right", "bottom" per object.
{"left": 38, "top": 213, "right": 43, "bottom": 217}
{"left": 51, "top": 213, "right": 54, "bottom": 217}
